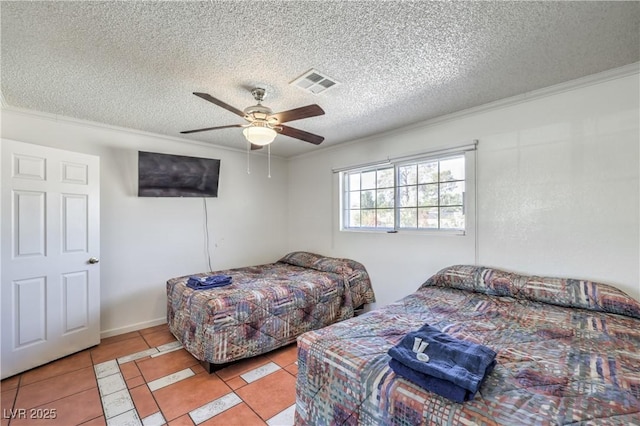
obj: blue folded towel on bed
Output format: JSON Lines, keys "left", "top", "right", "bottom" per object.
{"left": 388, "top": 323, "right": 496, "bottom": 403}
{"left": 186, "top": 275, "right": 232, "bottom": 290}
{"left": 389, "top": 359, "right": 472, "bottom": 403}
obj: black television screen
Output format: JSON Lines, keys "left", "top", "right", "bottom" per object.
{"left": 138, "top": 151, "right": 220, "bottom": 197}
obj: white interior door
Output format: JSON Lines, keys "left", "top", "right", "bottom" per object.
{"left": 1, "top": 139, "right": 100, "bottom": 379}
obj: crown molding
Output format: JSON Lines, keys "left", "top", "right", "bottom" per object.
{"left": 292, "top": 62, "right": 640, "bottom": 160}
{"left": 0, "top": 105, "right": 279, "bottom": 158}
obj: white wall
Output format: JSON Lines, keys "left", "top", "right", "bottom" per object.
{"left": 1, "top": 109, "right": 289, "bottom": 336}
{"left": 286, "top": 71, "right": 640, "bottom": 307}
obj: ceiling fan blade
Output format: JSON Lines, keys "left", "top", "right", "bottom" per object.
{"left": 180, "top": 124, "right": 243, "bottom": 134}
{"left": 271, "top": 104, "right": 325, "bottom": 124}
{"left": 193, "top": 92, "right": 246, "bottom": 118}
{"left": 278, "top": 125, "right": 324, "bottom": 145}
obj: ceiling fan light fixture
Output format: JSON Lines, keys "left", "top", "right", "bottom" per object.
{"left": 243, "top": 124, "right": 277, "bottom": 146}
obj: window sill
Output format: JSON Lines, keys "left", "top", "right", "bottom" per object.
{"left": 340, "top": 228, "right": 466, "bottom": 236}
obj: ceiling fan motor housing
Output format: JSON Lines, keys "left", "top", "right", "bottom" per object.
{"left": 245, "top": 88, "right": 278, "bottom": 125}
{"left": 244, "top": 104, "right": 273, "bottom": 122}
{"left": 251, "top": 87, "right": 267, "bottom": 103}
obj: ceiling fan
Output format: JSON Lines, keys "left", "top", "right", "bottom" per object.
{"left": 181, "top": 88, "right": 325, "bottom": 150}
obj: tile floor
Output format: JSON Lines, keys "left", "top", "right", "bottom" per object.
{"left": 1, "top": 324, "right": 299, "bottom": 425}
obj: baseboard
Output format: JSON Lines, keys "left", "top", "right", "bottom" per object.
{"left": 100, "top": 317, "right": 167, "bottom": 339}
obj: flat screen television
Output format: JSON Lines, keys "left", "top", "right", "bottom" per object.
{"left": 138, "top": 151, "right": 220, "bottom": 197}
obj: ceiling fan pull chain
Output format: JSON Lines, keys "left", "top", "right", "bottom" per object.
{"left": 246, "top": 140, "right": 251, "bottom": 174}
{"left": 268, "top": 144, "right": 271, "bottom": 178}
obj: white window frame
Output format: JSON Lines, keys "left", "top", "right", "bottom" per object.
{"left": 342, "top": 164, "right": 397, "bottom": 230}
{"left": 337, "top": 142, "right": 477, "bottom": 235}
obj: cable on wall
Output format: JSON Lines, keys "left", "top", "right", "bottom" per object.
{"left": 203, "top": 197, "right": 214, "bottom": 272}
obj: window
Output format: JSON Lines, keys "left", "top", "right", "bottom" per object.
{"left": 345, "top": 166, "right": 395, "bottom": 229}
{"left": 342, "top": 154, "right": 466, "bottom": 232}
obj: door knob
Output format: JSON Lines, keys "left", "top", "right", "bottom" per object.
{"left": 88, "top": 257, "right": 100, "bottom": 264}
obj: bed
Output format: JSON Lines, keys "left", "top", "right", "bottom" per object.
{"left": 295, "top": 265, "right": 640, "bottom": 425}
{"left": 166, "top": 251, "right": 375, "bottom": 369}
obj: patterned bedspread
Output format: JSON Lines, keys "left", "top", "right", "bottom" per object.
{"left": 166, "top": 252, "right": 375, "bottom": 364}
{"left": 295, "top": 265, "right": 640, "bottom": 425}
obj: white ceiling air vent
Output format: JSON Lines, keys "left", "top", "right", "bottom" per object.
{"left": 290, "top": 69, "right": 339, "bottom": 95}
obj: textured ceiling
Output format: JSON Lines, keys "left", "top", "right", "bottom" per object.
{"left": 2, "top": 1, "right": 639, "bottom": 157}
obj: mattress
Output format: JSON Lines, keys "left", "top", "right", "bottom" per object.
{"left": 295, "top": 265, "right": 640, "bottom": 425}
{"left": 166, "top": 251, "right": 375, "bottom": 365}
